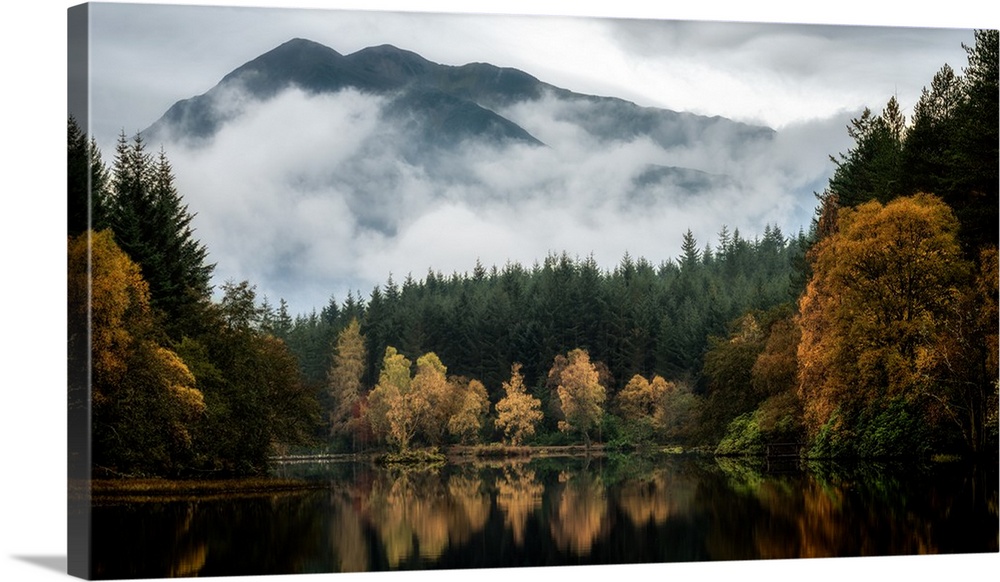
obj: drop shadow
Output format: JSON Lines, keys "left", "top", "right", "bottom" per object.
{"left": 12, "top": 555, "right": 67, "bottom": 574}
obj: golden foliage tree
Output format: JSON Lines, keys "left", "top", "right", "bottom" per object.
{"left": 920, "top": 246, "right": 999, "bottom": 453}
{"left": 617, "top": 373, "right": 671, "bottom": 424}
{"left": 555, "top": 349, "right": 607, "bottom": 447}
{"left": 495, "top": 363, "right": 543, "bottom": 445}
{"left": 69, "top": 230, "right": 206, "bottom": 474}
{"left": 411, "top": 352, "right": 450, "bottom": 445}
{"left": 328, "top": 318, "right": 368, "bottom": 448}
{"left": 447, "top": 378, "right": 490, "bottom": 444}
{"left": 366, "top": 346, "right": 412, "bottom": 447}
{"left": 796, "top": 194, "right": 970, "bottom": 455}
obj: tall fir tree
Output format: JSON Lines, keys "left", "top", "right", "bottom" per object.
{"left": 106, "top": 131, "right": 214, "bottom": 339}
{"left": 67, "top": 117, "right": 109, "bottom": 237}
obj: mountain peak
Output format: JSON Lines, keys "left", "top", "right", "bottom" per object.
{"left": 145, "top": 38, "right": 772, "bottom": 156}
{"left": 345, "top": 44, "right": 436, "bottom": 86}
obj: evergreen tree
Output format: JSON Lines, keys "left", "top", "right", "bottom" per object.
{"left": 949, "top": 29, "right": 999, "bottom": 254}
{"left": 68, "top": 117, "right": 109, "bottom": 236}
{"left": 828, "top": 97, "right": 906, "bottom": 207}
{"left": 106, "top": 132, "right": 214, "bottom": 339}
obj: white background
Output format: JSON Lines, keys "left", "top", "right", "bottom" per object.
{"left": 2, "top": 1, "right": 997, "bottom": 581}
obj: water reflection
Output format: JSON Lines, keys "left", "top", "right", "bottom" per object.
{"left": 90, "top": 456, "right": 998, "bottom": 578}
{"left": 495, "top": 463, "right": 543, "bottom": 546}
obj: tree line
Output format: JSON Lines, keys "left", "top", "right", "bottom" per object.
{"left": 69, "top": 30, "right": 997, "bottom": 476}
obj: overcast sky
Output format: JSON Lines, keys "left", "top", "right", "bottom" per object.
{"left": 74, "top": 1, "right": 982, "bottom": 315}
{"left": 83, "top": 2, "right": 975, "bottom": 149}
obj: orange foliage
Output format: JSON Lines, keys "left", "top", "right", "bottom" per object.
{"left": 796, "top": 194, "right": 969, "bottom": 441}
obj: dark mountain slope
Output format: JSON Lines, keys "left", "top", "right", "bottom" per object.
{"left": 145, "top": 37, "right": 773, "bottom": 155}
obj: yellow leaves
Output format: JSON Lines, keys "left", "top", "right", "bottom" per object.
{"left": 69, "top": 230, "right": 152, "bottom": 389}
{"left": 796, "top": 194, "right": 971, "bottom": 441}
{"left": 412, "top": 353, "right": 450, "bottom": 444}
{"left": 617, "top": 373, "right": 672, "bottom": 422}
{"left": 367, "top": 347, "right": 412, "bottom": 445}
{"left": 369, "top": 348, "right": 492, "bottom": 449}
{"left": 751, "top": 314, "right": 801, "bottom": 398}
{"left": 447, "top": 379, "right": 489, "bottom": 444}
{"left": 329, "top": 318, "right": 367, "bottom": 439}
{"left": 495, "top": 464, "right": 543, "bottom": 546}
{"left": 495, "top": 363, "right": 543, "bottom": 445}
{"left": 71, "top": 229, "right": 211, "bottom": 467}
{"left": 554, "top": 349, "right": 606, "bottom": 442}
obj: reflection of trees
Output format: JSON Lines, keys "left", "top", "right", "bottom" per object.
{"left": 361, "top": 467, "right": 490, "bottom": 566}
{"left": 329, "top": 490, "right": 369, "bottom": 572}
{"left": 447, "top": 474, "right": 490, "bottom": 545}
{"left": 168, "top": 503, "right": 207, "bottom": 577}
{"left": 616, "top": 468, "right": 696, "bottom": 527}
{"left": 706, "top": 460, "right": 949, "bottom": 560}
{"left": 548, "top": 470, "right": 610, "bottom": 556}
{"left": 495, "top": 463, "right": 544, "bottom": 545}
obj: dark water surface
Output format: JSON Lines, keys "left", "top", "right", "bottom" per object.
{"left": 90, "top": 455, "right": 998, "bottom": 579}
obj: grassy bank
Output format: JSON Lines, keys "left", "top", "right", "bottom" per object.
{"left": 85, "top": 476, "right": 325, "bottom": 502}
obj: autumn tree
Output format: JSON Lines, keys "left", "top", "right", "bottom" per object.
{"left": 615, "top": 373, "right": 678, "bottom": 444}
{"left": 554, "top": 349, "right": 607, "bottom": 447}
{"left": 797, "top": 194, "right": 970, "bottom": 457}
{"left": 495, "top": 363, "right": 543, "bottom": 445}
{"left": 411, "top": 352, "right": 451, "bottom": 445}
{"left": 749, "top": 307, "right": 804, "bottom": 444}
{"left": 69, "top": 230, "right": 206, "bottom": 475}
{"left": 618, "top": 374, "right": 667, "bottom": 422}
{"left": 448, "top": 378, "right": 490, "bottom": 444}
{"left": 366, "top": 347, "right": 414, "bottom": 449}
{"left": 328, "top": 318, "right": 368, "bottom": 450}
{"left": 920, "top": 246, "right": 999, "bottom": 453}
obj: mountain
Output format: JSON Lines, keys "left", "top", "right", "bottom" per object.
{"left": 145, "top": 37, "right": 772, "bottom": 159}
{"left": 138, "top": 38, "right": 831, "bottom": 316}
{"left": 146, "top": 38, "right": 547, "bottom": 147}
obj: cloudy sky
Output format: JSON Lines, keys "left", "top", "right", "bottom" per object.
{"left": 75, "top": 0, "right": 980, "bottom": 315}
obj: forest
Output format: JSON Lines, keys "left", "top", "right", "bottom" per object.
{"left": 68, "top": 30, "right": 997, "bottom": 477}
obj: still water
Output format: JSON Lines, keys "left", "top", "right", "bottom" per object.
{"left": 90, "top": 454, "right": 998, "bottom": 578}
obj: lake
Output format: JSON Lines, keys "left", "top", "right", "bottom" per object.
{"left": 89, "top": 454, "right": 998, "bottom": 578}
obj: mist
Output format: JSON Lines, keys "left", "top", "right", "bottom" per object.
{"left": 163, "top": 84, "right": 854, "bottom": 315}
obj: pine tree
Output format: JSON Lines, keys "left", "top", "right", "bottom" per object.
{"left": 828, "top": 97, "right": 906, "bottom": 207}
{"left": 68, "top": 117, "right": 109, "bottom": 236}
{"left": 106, "top": 132, "right": 214, "bottom": 339}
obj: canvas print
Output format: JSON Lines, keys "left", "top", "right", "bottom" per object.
{"left": 67, "top": 2, "right": 999, "bottom": 579}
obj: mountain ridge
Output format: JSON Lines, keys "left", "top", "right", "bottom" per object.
{"left": 144, "top": 37, "right": 773, "bottom": 154}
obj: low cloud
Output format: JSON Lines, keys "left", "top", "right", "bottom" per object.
{"left": 164, "top": 85, "right": 851, "bottom": 314}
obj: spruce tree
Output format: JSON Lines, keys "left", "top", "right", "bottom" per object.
{"left": 106, "top": 131, "right": 214, "bottom": 339}
{"left": 67, "top": 117, "right": 109, "bottom": 237}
